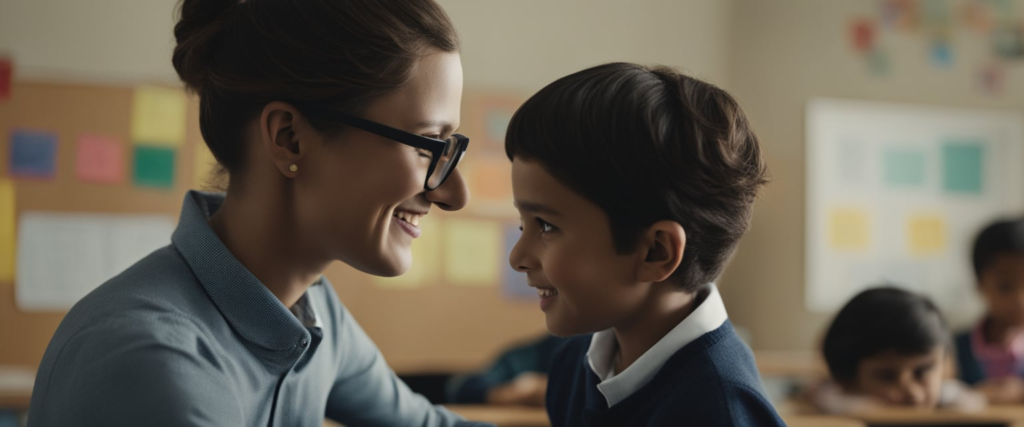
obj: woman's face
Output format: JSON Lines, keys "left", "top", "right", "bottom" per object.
{"left": 294, "top": 51, "right": 467, "bottom": 276}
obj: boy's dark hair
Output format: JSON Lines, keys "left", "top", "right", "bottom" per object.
{"left": 822, "top": 287, "right": 949, "bottom": 385}
{"left": 504, "top": 62, "right": 768, "bottom": 293}
{"left": 972, "top": 218, "right": 1024, "bottom": 280}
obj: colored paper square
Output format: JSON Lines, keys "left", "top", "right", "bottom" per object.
{"left": 469, "top": 157, "right": 513, "bottom": 201}
{"left": 851, "top": 19, "right": 875, "bottom": 52}
{"left": 10, "top": 130, "right": 57, "bottom": 179}
{"left": 0, "top": 179, "right": 15, "bottom": 282}
{"left": 0, "top": 58, "right": 10, "bottom": 101}
{"left": 444, "top": 219, "right": 501, "bottom": 286}
{"left": 930, "top": 40, "right": 954, "bottom": 67}
{"left": 868, "top": 48, "right": 891, "bottom": 76}
{"left": 76, "top": 135, "right": 124, "bottom": 184}
{"left": 829, "top": 208, "right": 870, "bottom": 251}
{"left": 374, "top": 216, "right": 442, "bottom": 289}
{"left": 907, "top": 214, "right": 946, "bottom": 255}
{"left": 502, "top": 224, "right": 535, "bottom": 300}
{"left": 838, "top": 140, "right": 867, "bottom": 184}
{"left": 485, "top": 109, "right": 512, "bottom": 146}
{"left": 883, "top": 148, "right": 926, "bottom": 187}
{"left": 942, "top": 141, "right": 984, "bottom": 194}
{"left": 131, "top": 86, "right": 187, "bottom": 146}
{"left": 133, "top": 146, "right": 176, "bottom": 189}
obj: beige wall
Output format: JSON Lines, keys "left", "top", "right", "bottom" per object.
{"left": 0, "top": 0, "right": 735, "bottom": 90}
{"left": 722, "top": 0, "right": 1024, "bottom": 351}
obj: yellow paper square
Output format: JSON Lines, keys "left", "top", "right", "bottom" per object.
{"left": 131, "top": 85, "right": 187, "bottom": 146}
{"left": 194, "top": 143, "right": 218, "bottom": 189}
{"left": 443, "top": 219, "right": 501, "bottom": 286}
{"left": 374, "top": 216, "right": 442, "bottom": 288}
{"left": 0, "top": 179, "right": 15, "bottom": 282}
{"left": 829, "top": 208, "right": 870, "bottom": 251}
{"left": 908, "top": 215, "right": 946, "bottom": 255}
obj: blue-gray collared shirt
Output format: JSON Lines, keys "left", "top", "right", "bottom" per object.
{"left": 28, "top": 191, "right": 478, "bottom": 427}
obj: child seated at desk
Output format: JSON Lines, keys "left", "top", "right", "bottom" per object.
{"left": 446, "top": 334, "right": 562, "bottom": 406}
{"left": 956, "top": 218, "right": 1024, "bottom": 404}
{"left": 810, "top": 287, "right": 985, "bottom": 414}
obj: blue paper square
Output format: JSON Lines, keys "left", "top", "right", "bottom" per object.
{"left": 10, "top": 130, "right": 58, "bottom": 179}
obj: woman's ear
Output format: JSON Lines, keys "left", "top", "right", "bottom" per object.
{"left": 260, "top": 101, "right": 306, "bottom": 177}
{"left": 635, "top": 220, "right": 686, "bottom": 284}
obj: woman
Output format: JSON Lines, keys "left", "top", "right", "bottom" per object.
{"left": 28, "top": 1, "right": 475, "bottom": 426}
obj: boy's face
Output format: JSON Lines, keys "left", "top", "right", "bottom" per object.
{"left": 509, "top": 159, "right": 649, "bottom": 336}
{"left": 979, "top": 254, "right": 1024, "bottom": 327}
{"left": 853, "top": 347, "right": 945, "bottom": 408}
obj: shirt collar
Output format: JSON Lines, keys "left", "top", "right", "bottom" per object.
{"left": 171, "top": 191, "right": 310, "bottom": 352}
{"left": 586, "top": 283, "right": 729, "bottom": 408}
{"left": 290, "top": 283, "right": 323, "bottom": 329}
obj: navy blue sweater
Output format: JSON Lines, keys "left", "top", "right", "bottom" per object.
{"left": 546, "top": 321, "right": 785, "bottom": 426}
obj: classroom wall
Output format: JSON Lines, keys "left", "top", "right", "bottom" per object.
{"left": 0, "top": 0, "right": 735, "bottom": 90}
{"left": 0, "top": 0, "right": 737, "bottom": 372}
{"left": 721, "top": 0, "right": 1024, "bottom": 352}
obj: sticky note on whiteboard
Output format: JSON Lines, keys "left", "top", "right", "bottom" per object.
{"left": 829, "top": 208, "right": 870, "bottom": 251}
{"left": 907, "top": 214, "right": 946, "bottom": 255}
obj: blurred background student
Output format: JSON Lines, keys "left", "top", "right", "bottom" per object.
{"left": 446, "top": 335, "right": 562, "bottom": 406}
{"left": 956, "top": 218, "right": 1024, "bottom": 404}
{"left": 810, "top": 287, "right": 986, "bottom": 414}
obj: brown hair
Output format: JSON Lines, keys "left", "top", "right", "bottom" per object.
{"left": 505, "top": 63, "right": 768, "bottom": 293}
{"left": 172, "top": 0, "right": 459, "bottom": 177}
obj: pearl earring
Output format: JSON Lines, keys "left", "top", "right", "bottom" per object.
{"left": 289, "top": 164, "right": 298, "bottom": 173}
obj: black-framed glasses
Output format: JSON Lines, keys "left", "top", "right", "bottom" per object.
{"left": 334, "top": 114, "right": 469, "bottom": 191}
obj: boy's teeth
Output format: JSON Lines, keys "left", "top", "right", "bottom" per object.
{"left": 536, "top": 288, "right": 559, "bottom": 297}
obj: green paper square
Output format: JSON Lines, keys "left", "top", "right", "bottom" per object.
{"left": 133, "top": 145, "right": 176, "bottom": 188}
{"left": 883, "top": 148, "right": 926, "bottom": 187}
{"left": 942, "top": 141, "right": 984, "bottom": 194}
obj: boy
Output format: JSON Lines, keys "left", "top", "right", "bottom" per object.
{"left": 505, "top": 62, "right": 784, "bottom": 425}
{"left": 956, "top": 218, "right": 1024, "bottom": 404}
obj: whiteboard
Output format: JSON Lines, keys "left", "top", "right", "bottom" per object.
{"left": 16, "top": 212, "right": 176, "bottom": 311}
{"left": 805, "top": 98, "right": 1024, "bottom": 322}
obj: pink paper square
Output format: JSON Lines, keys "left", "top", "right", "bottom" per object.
{"left": 76, "top": 134, "right": 124, "bottom": 184}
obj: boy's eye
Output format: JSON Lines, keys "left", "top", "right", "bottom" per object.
{"left": 417, "top": 148, "right": 432, "bottom": 159}
{"left": 535, "top": 218, "right": 557, "bottom": 233}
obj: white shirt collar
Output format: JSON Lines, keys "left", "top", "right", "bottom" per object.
{"left": 586, "top": 283, "right": 729, "bottom": 408}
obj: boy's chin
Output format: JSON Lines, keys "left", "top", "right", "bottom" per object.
{"left": 545, "top": 316, "right": 592, "bottom": 338}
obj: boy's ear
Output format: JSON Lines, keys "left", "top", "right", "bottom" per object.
{"left": 636, "top": 220, "right": 686, "bottom": 283}
{"left": 260, "top": 101, "right": 308, "bottom": 177}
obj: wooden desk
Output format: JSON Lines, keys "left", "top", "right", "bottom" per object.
{"left": 445, "top": 405, "right": 549, "bottom": 427}
{"left": 783, "top": 415, "right": 867, "bottom": 427}
{"left": 0, "top": 366, "right": 34, "bottom": 410}
{"left": 836, "top": 406, "right": 1024, "bottom": 426}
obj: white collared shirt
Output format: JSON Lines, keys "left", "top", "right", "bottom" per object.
{"left": 586, "top": 283, "right": 729, "bottom": 408}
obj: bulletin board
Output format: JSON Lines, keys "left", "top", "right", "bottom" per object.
{"left": 805, "top": 98, "right": 1024, "bottom": 319}
{"left": 0, "top": 80, "right": 545, "bottom": 374}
